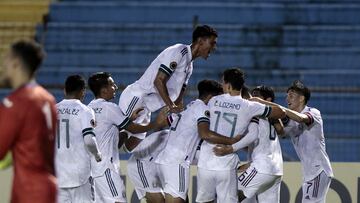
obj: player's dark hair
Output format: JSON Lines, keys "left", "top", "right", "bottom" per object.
{"left": 10, "top": 40, "right": 45, "bottom": 76}
{"left": 192, "top": 25, "right": 218, "bottom": 43}
{"left": 88, "top": 72, "right": 112, "bottom": 97}
{"left": 65, "top": 75, "right": 86, "bottom": 95}
{"left": 287, "top": 80, "right": 311, "bottom": 104}
{"left": 252, "top": 85, "right": 275, "bottom": 102}
{"left": 198, "top": 79, "right": 223, "bottom": 99}
{"left": 222, "top": 68, "right": 245, "bottom": 91}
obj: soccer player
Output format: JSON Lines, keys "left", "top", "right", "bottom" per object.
{"left": 55, "top": 75, "right": 102, "bottom": 202}
{"left": 252, "top": 80, "right": 333, "bottom": 203}
{"left": 196, "top": 68, "right": 286, "bottom": 203}
{"left": 155, "top": 79, "right": 246, "bottom": 203}
{"left": 0, "top": 40, "right": 57, "bottom": 203}
{"left": 87, "top": 72, "right": 166, "bottom": 203}
{"left": 118, "top": 25, "right": 218, "bottom": 141}
{"left": 214, "top": 85, "right": 284, "bottom": 203}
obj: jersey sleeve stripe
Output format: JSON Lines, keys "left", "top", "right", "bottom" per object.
{"left": 159, "top": 64, "right": 174, "bottom": 76}
{"left": 250, "top": 117, "right": 259, "bottom": 124}
{"left": 304, "top": 112, "right": 314, "bottom": 126}
{"left": 197, "top": 117, "right": 210, "bottom": 124}
{"left": 82, "top": 127, "right": 94, "bottom": 134}
{"left": 167, "top": 115, "right": 173, "bottom": 126}
{"left": 118, "top": 117, "right": 130, "bottom": 130}
{"left": 83, "top": 131, "right": 96, "bottom": 137}
{"left": 261, "top": 106, "right": 272, "bottom": 117}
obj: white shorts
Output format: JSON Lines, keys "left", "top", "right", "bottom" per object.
{"left": 238, "top": 166, "right": 282, "bottom": 200}
{"left": 302, "top": 171, "right": 332, "bottom": 203}
{"left": 118, "top": 84, "right": 151, "bottom": 139}
{"left": 196, "top": 168, "right": 238, "bottom": 203}
{"left": 94, "top": 168, "right": 127, "bottom": 203}
{"left": 127, "top": 157, "right": 163, "bottom": 200}
{"left": 158, "top": 163, "right": 189, "bottom": 200}
{"left": 57, "top": 177, "right": 94, "bottom": 203}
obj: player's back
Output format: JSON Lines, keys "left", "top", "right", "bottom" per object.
{"left": 55, "top": 99, "right": 95, "bottom": 188}
{"left": 1, "top": 83, "right": 57, "bottom": 202}
{"left": 198, "top": 94, "right": 270, "bottom": 170}
{"left": 88, "top": 98, "right": 129, "bottom": 177}
{"left": 250, "top": 118, "right": 283, "bottom": 176}
{"left": 156, "top": 99, "right": 209, "bottom": 165}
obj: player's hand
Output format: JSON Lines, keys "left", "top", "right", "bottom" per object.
{"left": 238, "top": 162, "right": 251, "bottom": 173}
{"left": 213, "top": 144, "right": 234, "bottom": 156}
{"left": 169, "top": 104, "right": 183, "bottom": 113}
{"left": 130, "top": 108, "right": 144, "bottom": 121}
{"left": 95, "top": 153, "right": 102, "bottom": 162}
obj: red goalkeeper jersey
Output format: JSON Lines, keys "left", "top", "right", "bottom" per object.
{"left": 0, "top": 82, "right": 57, "bottom": 203}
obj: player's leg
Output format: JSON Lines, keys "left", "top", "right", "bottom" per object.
{"left": 214, "top": 169, "right": 238, "bottom": 203}
{"left": 256, "top": 176, "right": 282, "bottom": 203}
{"left": 119, "top": 85, "right": 151, "bottom": 141}
{"left": 301, "top": 171, "right": 332, "bottom": 203}
{"left": 158, "top": 163, "right": 189, "bottom": 203}
{"left": 94, "top": 168, "right": 127, "bottom": 203}
{"left": 238, "top": 166, "right": 279, "bottom": 202}
{"left": 128, "top": 156, "right": 164, "bottom": 202}
{"left": 195, "top": 168, "right": 216, "bottom": 203}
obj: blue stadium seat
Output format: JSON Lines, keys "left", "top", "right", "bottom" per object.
{"left": 49, "top": 2, "right": 360, "bottom": 25}
{"left": 37, "top": 23, "right": 360, "bottom": 47}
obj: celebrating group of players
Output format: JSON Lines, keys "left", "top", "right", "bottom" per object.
{"left": 0, "top": 24, "right": 333, "bottom": 203}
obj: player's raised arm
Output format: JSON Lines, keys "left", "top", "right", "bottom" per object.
{"left": 249, "top": 97, "right": 286, "bottom": 119}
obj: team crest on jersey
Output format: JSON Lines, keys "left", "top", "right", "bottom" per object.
{"left": 90, "top": 119, "right": 96, "bottom": 127}
{"left": 205, "top": 110, "right": 210, "bottom": 118}
{"left": 170, "top": 61, "right": 177, "bottom": 70}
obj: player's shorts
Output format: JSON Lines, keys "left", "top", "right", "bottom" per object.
{"left": 238, "top": 165, "right": 282, "bottom": 200}
{"left": 196, "top": 167, "right": 238, "bottom": 203}
{"left": 127, "top": 157, "right": 163, "bottom": 200}
{"left": 57, "top": 177, "right": 95, "bottom": 203}
{"left": 93, "top": 168, "right": 127, "bottom": 203}
{"left": 302, "top": 171, "right": 332, "bottom": 203}
{"left": 158, "top": 163, "right": 189, "bottom": 200}
{"left": 118, "top": 84, "right": 151, "bottom": 140}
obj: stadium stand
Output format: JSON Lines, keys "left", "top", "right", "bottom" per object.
{"left": 1, "top": 0, "right": 359, "bottom": 161}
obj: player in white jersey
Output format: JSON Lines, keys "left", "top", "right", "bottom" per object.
{"left": 55, "top": 75, "right": 102, "bottom": 203}
{"left": 214, "top": 85, "right": 285, "bottom": 203}
{"left": 118, "top": 25, "right": 218, "bottom": 143}
{"left": 196, "top": 68, "right": 286, "bottom": 203}
{"left": 87, "top": 72, "right": 166, "bottom": 203}
{"left": 155, "top": 79, "right": 246, "bottom": 203}
{"left": 251, "top": 80, "right": 334, "bottom": 203}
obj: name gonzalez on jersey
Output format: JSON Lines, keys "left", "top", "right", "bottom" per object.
{"left": 214, "top": 100, "right": 241, "bottom": 110}
{"left": 57, "top": 108, "right": 80, "bottom": 115}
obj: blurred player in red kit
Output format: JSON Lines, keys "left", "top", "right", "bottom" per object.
{"left": 0, "top": 40, "right": 57, "bottom": 203}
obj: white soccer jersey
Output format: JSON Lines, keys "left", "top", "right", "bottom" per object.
{"left": 133, "top": 44, "right": 193, "bottom": 112}
{"left": 249, "top": 118, "right": 283, "bottom": 176}
{"left": 88, "top": 99, "right": 130, "bottom": 177}
{"left": 55, "top": 99, "right": 96, "bottom": 188}
{"left": 283, "top": 106, "right": 333, "bottom": 181}
{"left": 130, "top": 129, "right": 170, "bottom": 161}
{"left": 197, "top": 94, "right": 271, "bottom": 170}
{"left": 155, "top": 99, "right": 210, "bottom": 166}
